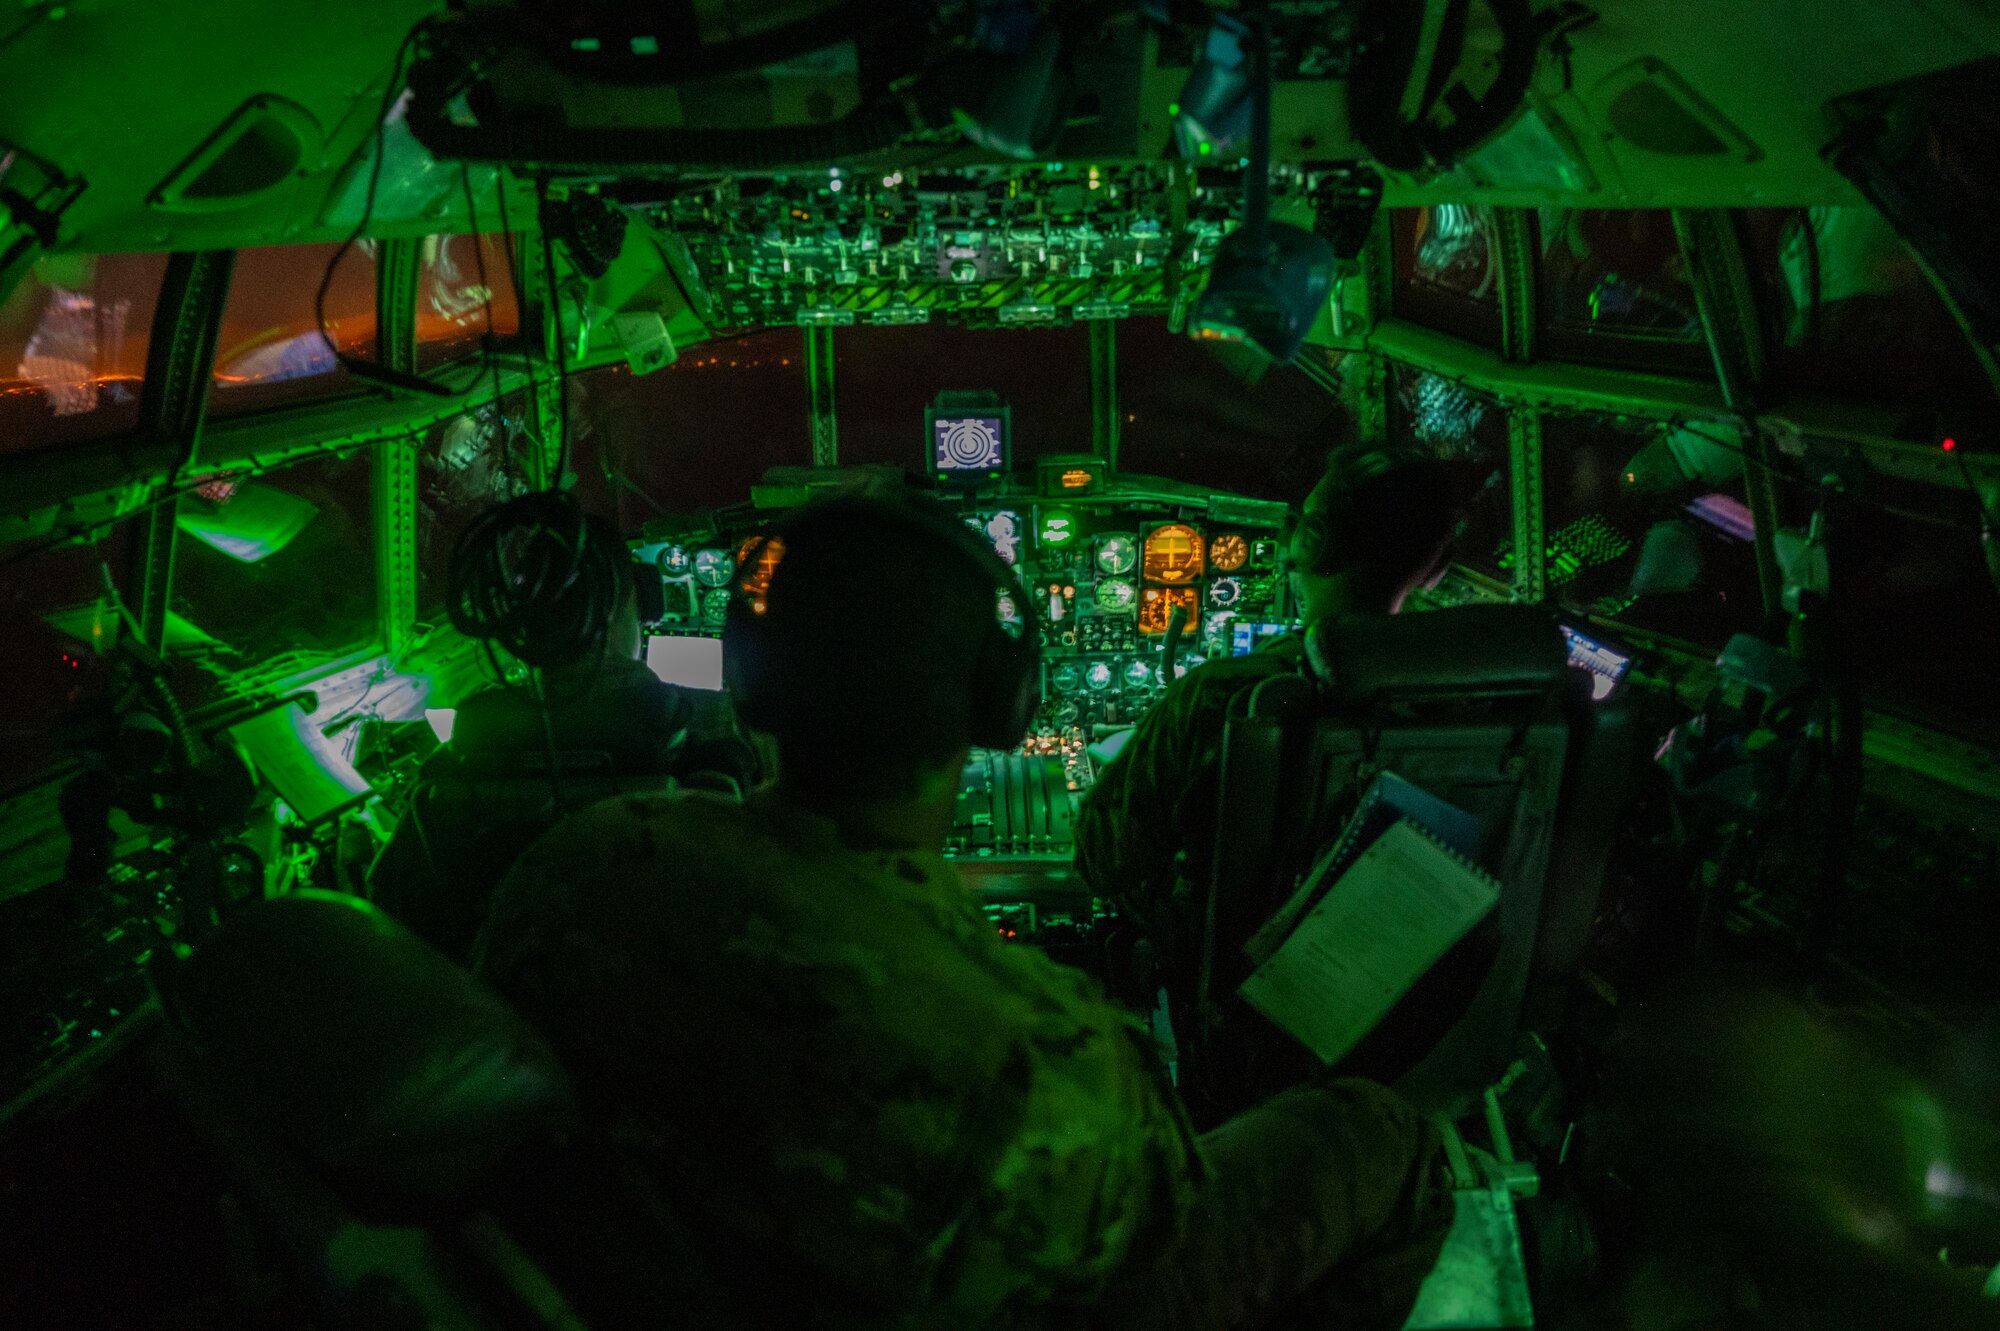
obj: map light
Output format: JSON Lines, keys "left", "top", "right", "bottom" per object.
{"left": 1190, "top": 224, "right": 1336, "bottom": 362}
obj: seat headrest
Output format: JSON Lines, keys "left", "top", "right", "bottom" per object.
{"left": 160, "top": 891, "right": 576, "bottom": 1201}
{"left": 1305, "top": 605, "right": 1567, "bottom": 705}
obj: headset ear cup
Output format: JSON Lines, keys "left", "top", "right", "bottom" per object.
{"left": 630, "top": 558, "right": 666, "bottom": 626}
{"left": 968, "top": 634, "right": 1040, "bottom": 750}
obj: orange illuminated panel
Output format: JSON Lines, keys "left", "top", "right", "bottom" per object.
{"left": 1209, "top": 532, "right": 1249, "bottom": 572}
{"left": 1138, "top": 586, "right": 1199, "bottom": 635}
{"left": 1142, "top": 523, "right": 1205, "bottom": 584}
{"left": 1060, "top": 468, "right": 1093, "bottom": 489}
{"left": 734, "top": 535, "right": 785, "bottom": 599}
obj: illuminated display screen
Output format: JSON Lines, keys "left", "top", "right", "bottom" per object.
{"left": 646, "top": 634, "right": 725, "bottom": 690}
{"left": 734, "top": 535, "right": 785, "bottom": 598}
{"left": 1138, "top": 585, "right": 1200, "bottom": 635}
{"left": 1230, "top": 620, "right": 1294, "bottom": 655}
{"left": 1143, "top": 524, "right": 1205, "bottom": 583}
{"left": 930, "top": 413, "right": 1009, "bottom": 478}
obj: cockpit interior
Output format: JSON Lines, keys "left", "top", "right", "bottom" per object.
{"left": 3, "top": 2, "right": 1999, "bottom": 1327}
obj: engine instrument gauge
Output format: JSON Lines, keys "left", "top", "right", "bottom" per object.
{"left": 656, "top": 545, "right": 692, "bottom": 577}
{"left": 983, "top": 510, "right": 1023, "bottom": 564}
{"left": 1084, "top": 661, "right": 1114, "bottom": 692}
{"left": 693, "top": 548, "right": 735, "bottom": 588}
{"left": 1051, "top": 663, "right": 1082, "bottom": 694}
{"left": 1138, "top": 585, "right": 1200, "bottom": 635}
{"left": 1094, "top": 577, "right": 1136, "bottom": 612}
{"left": 1142, "top": 523, "right": 1205, "bottom": 583}
{"left": 1209, "top": 532, "right": 1249, "bottom": 572}
{"left": 1207, "top": 576, "right": 1243, "bottom": 608}
{"left": 1095, "top": 535, "right": 1138, "bottom": 576}
{"left": 1123, "top": 659, "right": 1155, "bottom": 690}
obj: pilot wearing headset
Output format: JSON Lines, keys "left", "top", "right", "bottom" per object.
{"left": 1075, "top": 442, "right": 1467, "bottom": 1123}
{"left": 368, "top": 491, "right": 757, "bottom": 960}
{"left": 474, "top": 491, "right": 1451, "bottom": 1331}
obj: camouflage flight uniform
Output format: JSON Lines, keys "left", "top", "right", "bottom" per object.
{"left": 1074, "top": 635, "right": 1306, "bottom": 984}
{"left": 1078, "top": 635, "right": 1369, "bottom": 1127}
{"left": 477, "top": 785, "right": 1451, "bottom": 1329}
{"left": 476, "top": 788, "right": 1203, "bottom": 1329}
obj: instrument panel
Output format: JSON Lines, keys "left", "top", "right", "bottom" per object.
{"left": 638, "top": 486, "right": 1293, "bottom": 799}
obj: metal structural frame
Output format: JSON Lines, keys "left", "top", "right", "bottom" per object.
{"left": 1491, "top": 209, "right": 1546, "bottom": 604}
{"left": 804, "top": 323, "right": 838, "bottom": 467}
{"left": 515, "top": 224, "right": 568, "bottom": 488}
{"left": 129, "top": 250, "right": 234, "bottom": 647}
{"left": 1089, "top": 318, "right": 1119, "bottom": 468}
{"left": 373, "top": 238, "right": 424, "bottom": 652}
{"left": 1506, "top": 408, "right": 1546, "bottom": 604}
{"left": 1493, "top": 209, "right": 1537, "bottom": 364}
{"left": 1674, "top": 207, "right": 1784, "bottom": 615}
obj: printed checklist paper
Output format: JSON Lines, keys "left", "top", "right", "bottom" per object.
{"left": 1238, "top": 818, "right": 1501, "bottom": 1066}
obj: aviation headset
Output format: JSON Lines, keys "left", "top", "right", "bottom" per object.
{"left": 1288, "top": 445, "right": 1443, "bottom": 577}
{"left": 448, "top": 490, "right": 663, "bottom": 668}
{"left": 722, "top": 495, "right": 1042, "bottom": 751}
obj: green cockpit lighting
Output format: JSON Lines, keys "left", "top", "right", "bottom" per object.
{"left": 175, "top": 483, "right": 319, "bottom": 563}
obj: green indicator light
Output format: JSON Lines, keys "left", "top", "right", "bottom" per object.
{"left": 1197, "top": 141, "right": 1213, "bottom": 156}
{"left": 1239, "top": 157, "right": 1250, "bottom": 167}
{"left": 1040, "top": 509, "right": 1077, "bottom": 547}
{"left": 1168, "top": 102, "right": 1181, "bottom": 117}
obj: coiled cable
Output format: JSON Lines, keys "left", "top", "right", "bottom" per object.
{"left": 446, "top": 490, "right": 626, "bottom": 670}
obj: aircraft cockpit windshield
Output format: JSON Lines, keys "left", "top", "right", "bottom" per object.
{"left": 3, "top": 2, "right": 2000, "bottom": 1326}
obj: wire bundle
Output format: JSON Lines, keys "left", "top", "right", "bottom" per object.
{"left": 446, "top": 490, "right": 625, "bottom": 669}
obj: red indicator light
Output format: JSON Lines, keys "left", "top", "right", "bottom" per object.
{"left": 1942, "top": 437, "right": 1958, "bottom": 452}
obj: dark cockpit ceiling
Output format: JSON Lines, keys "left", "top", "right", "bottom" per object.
{"left": 3, "top": 3, "right": 2000, "bottom": 1326}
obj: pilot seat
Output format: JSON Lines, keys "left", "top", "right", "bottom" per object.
{"left": 1197, "top": 603, "right": 1643, "bottom": 1119}
{"left": 368, "top": 673, "right": 759, "bottom": 961}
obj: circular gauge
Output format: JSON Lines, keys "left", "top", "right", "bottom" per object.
{"left": 996, "top": 592, "right": 1024, "bottom": 637}
{"left": 1211, "top": 532, "right": 1249, "bottom": 572}
{"left": 1143, "top": 523, "right": 1205, "bottom": 584}
{"left": 1051, "top": 663, "right": 1083, "bottom": 694}
{"left": 984, "top": 510, "right": 1022, "bottom": 564}
{"left": 1084, "top": 662, "right": 1114, "bottom": 692}
{"left": 1208, "top": 575, "right": 1243, "bottom": 609}
{"left": 1157, "top": 655, "right": 1204, "bottom": 686}
{"left": 700, "top": 587, "right": 732, "bottom": 624}
{"left": 1094, "top": 577, "right": 1136, "bottom": 612}
{"left": 692, "top": 548, "right": 735, "bottom": 588}
{"left": 1096, "top": 535, "right": 1138, "bottom": 576}
{"left": 656, "top": 544, "right": 692, "bottom": 577}
{"left": 1123, "top": 659, "right": 1155, "bottom": 690}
